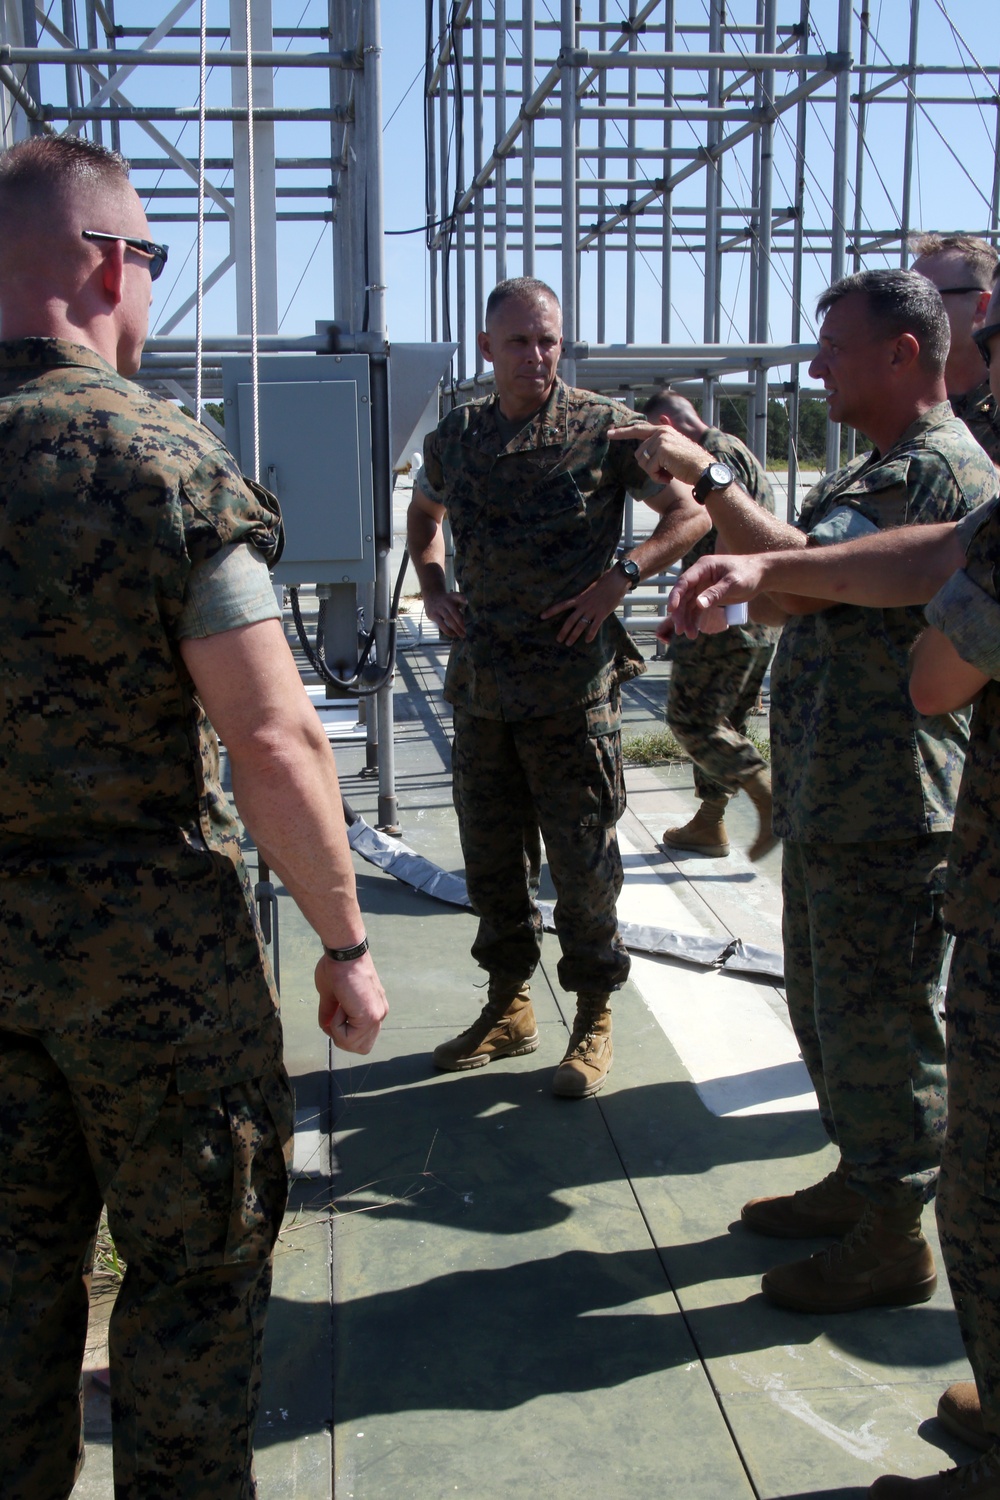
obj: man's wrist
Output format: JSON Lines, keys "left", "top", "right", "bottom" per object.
{"left": 323, "top": 934, "right": 369, "bottom": 962}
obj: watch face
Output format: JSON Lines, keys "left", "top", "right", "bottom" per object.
{"left": 619, "top": 557, "right": 641, "bottom": 589}
{"left": 694, "top": 461, "right": 735, "bottom": 502}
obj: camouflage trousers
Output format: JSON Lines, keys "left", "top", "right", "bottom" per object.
{"left": 782, "top": 836, "right": 949, "bottom": 1209}
{"left": 0, "top": 1022, "right": 292, "bottom": 1500}
{"left": 937, "top": 935, "right": 1000, "bottom": 1441}
{"left": 452, "top": 702, "right": 630, "bottom": 995}
{"left": 666, "top": 633, "right": 773, "bottom": 803}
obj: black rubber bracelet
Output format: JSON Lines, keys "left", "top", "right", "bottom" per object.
{"left": 323, "top": 935, "right": 369, "bottom": 962}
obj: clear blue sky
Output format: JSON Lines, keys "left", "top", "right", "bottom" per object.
{"left": 63, "top": 1, "right": 1000, "bottom": 356}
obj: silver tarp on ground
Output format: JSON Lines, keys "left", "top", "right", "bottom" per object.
{"left": 347, "top": 815, "right": 784, "bottom": 982}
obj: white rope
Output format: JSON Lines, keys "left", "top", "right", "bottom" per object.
{"left": 195, "top": 0, "right": 207, "bottom": 424}
{"left": 245, "top": 0, "right": 261, "bottom": 482}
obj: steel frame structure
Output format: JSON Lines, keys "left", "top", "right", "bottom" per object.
{"left": 424, "top": 1, "right": 1000, "bottom": 490}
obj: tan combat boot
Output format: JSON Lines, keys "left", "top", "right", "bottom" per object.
{"left": 937, "top": 1382, "right": 991, "bottom": 1452}
{"left": 432, "top": 984, "right": 538, "bottom": 1071}
{"left": 869, "top": 1445, "right": 1000, "bottom": 1498}
{"left": 742, "top": 1161, "right": 866, "bottom": 1239}
{"left": 761, "top": 1200, "right": 937, "bottom": 1313}
{"left": 552, "top": 994, "right": 612, "bottom": 1099}
{"left": 740, "top": 766, "right": 778, "bottom": 861}
{"left": 662, "top": 799, "right": 729, "bottom": 857}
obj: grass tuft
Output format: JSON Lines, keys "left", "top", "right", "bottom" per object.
{"left": 623, "top": 721, "right": 771, "bottom": 767}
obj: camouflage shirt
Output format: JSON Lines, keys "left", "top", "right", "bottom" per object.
{"left": 770, "top": 402, "right": 998, "bottom": 844}
{"left": 670, "top": 427, "right": 779, "bottom": 652}
{"left": 417, "top": 379, "right": 657, "bottom": 720}
{"left": 951, "top": 380, "right": 1000, "bottom": 467}
{"left": 0, "top": 339, "right": 283, "bottom": 1046}
{"left": 924, "top": 497, "right": 1000, "bottom": 945}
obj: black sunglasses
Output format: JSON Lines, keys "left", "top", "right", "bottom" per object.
{"left": 937, "top": 285, "right": 989, "bottom": 296}
{"left": 81, "top": 229, "right": 169, "bottom": 281}
{"left": 972, "top": 321, "right": 1000, "bottom": 369}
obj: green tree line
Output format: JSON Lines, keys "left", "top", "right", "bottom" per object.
{"left": 714, "top": 391, "right": 871, "bottom": 468}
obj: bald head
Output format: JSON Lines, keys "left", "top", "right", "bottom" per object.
{"left": 0, "top": 136, "right": 154, "bottom": 374}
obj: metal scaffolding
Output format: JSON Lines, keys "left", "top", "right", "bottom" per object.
{"left": 423, "top": 0, "right": 1000, "bottom": 488}
{"left": 0, "top": 0, "right": 401, "bottom": 826}
{"left": 0, "top": 0, "right": 384, "bottom": 392}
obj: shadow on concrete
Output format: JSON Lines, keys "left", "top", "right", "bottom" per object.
{"left": 331, "top": 1244, "right": 799, "bottom": 1421}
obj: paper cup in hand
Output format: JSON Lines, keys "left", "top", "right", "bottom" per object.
{"left": 725, "top": 602, "right": 749, "bottom": 626}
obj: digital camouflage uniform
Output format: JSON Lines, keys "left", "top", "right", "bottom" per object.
{"left": 923, "top": 496, "right": 1000, "bottom": 1442}
{"left": 951, "top": 379, "right": 1000, "bottom": 466}
{"left": 0, "top": 339, "right": 294, "bottom": 1500}
{"left": 665, "top": 428, "right": 780, "bottom": 803}
{"left": 418, "top": 378, "right": 656, "bottom": 994}
{"left": 770, "top": 404, "right": 998, "bottom": 1212}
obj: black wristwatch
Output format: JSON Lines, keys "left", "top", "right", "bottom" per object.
{"left": 616, "top": 555, "right": 641, "bottom": 591}
{"left": 692, "top": 460, "right": 735, "bottom": 504}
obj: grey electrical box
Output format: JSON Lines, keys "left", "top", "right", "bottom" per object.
{"left": 221, "top": 354, "right": 376, "bottom": 586}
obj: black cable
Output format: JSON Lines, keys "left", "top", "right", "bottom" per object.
{"left": 288, "top": 546, "right": 412, "bottom": 699}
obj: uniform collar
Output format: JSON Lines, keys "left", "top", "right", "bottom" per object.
{"left": 482, "top": 377, "right": 570, "bottom": 453}
{"left": 859, "top": 400, "right": 956, "bottom": 467}
{"left": 950, "top": 380, "right": 992, "bottom": 420}
{"left": 0, "top": 337, "right": 118, "bottom": 377}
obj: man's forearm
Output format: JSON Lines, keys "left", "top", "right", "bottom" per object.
{"left": 704, "top": 483, "right": 806, "bottom": 555}
{"left": 630, "top": 502, "right": 711, "bottom": 579}
{"left": 229, "top": 711, "right": 367, "bottom": 949}
{"left": 753, "top": 523, "right": 964, "bottom": 607}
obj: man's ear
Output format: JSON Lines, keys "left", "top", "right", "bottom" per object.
{"left": 98, "top": 239, "right": 126, "bottom": 308}
{"left": 972, "top": 288, "right": 992, "bottom": 331}
{"left": 476, "top": 329, "right": 492, "bottom": 364}
{"left": 891, "top": 330, "right": 921, "bottom": 373}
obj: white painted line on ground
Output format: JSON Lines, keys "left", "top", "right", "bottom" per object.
{"left": 616, "top": 831, "right": 817, "bottom": 1119}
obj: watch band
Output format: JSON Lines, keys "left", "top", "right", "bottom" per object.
{"left": 324, "top": 934, "right": 370, "bottom": 962}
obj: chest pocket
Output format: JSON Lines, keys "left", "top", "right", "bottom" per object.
{"left": 505, "top": 462, "right": 586, "bottom": 530}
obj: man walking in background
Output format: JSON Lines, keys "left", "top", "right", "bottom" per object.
{"left": 642, "top": 388, "right": 778, "bottom": 861}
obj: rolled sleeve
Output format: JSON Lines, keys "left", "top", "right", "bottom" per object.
{"left": 176, "top": 542, "right": 281, "bottom": 639}
{"left": 805, "top": 504, "right": 882, "bottom": 547}
{"left": 953, "top": 497, "right": 1000, "bottom": 555}
{"left": 925, "top": 568, "right": 1000, "bottom": 680}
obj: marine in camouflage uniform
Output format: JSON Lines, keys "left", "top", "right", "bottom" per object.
{"left": 417, "top": 376, "right": 653, "bottom": 988}
{"left": 410, "top": 281, "right": 677, "bottom": 1097}
{"left": 951, "top": 379, "right": 1000, "bottom": 466}
{"left": 0, "top": 339, "right": 292, "bottom": 1500}
{"left": 759, "top": 404, "right": 996, "bottom": 1313}
{"left": 663, "top": 427, "right": 779, "bottom": 855}
{"left": 921, "top": 497, "right": 1000, "bottom": 1462}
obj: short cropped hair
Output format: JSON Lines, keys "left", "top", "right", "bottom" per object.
{"left": 485, "top": 276, "right": 560, "bottom": 324}
{"left": 816, "top": 268, "right": 950, "bottom": 376}
{"left": 910, "top": 231, "right": 998, "bottom": 289}
{"left": 643, "top": 388, "right": 698, "bottom": 423}
{"left": 0, "top": 134, "right": 131, "bottom": 219}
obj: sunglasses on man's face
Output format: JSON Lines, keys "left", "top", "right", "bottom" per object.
{"left": 81, "top": 229, "right": 169, "bottom": 281}
{"left": 972, "top": 321, "right": 1000, "bottom": 369}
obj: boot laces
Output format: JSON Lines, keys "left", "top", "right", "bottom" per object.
{"left": 820, "top": 1201, "right": 875, "bottom": 1269}
{"left": 792, "top": 1168, "right": 847, "bottom": 1209}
